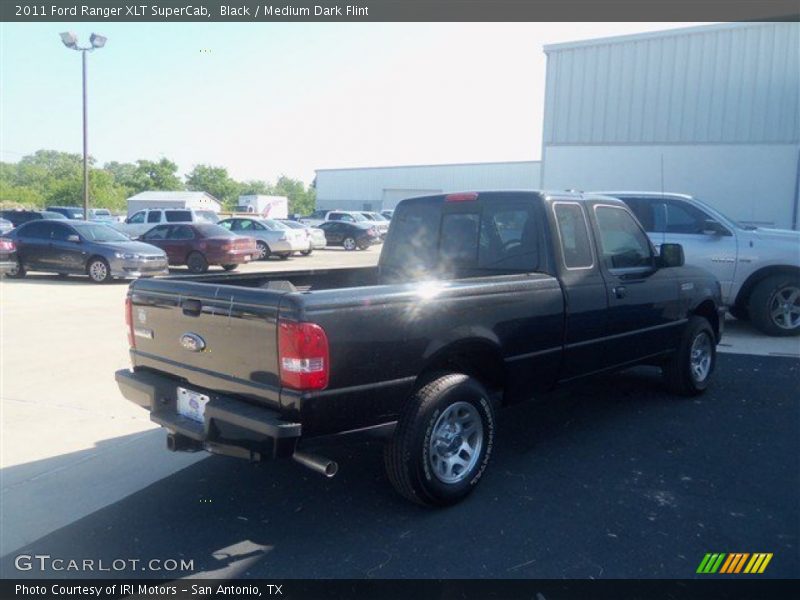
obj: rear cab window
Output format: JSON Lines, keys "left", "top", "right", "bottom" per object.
{"left": 165, "top": 210, "right": 193, "bottom": 223}
{"left": 381, "top": 193, "right": 545, "bottom": 278}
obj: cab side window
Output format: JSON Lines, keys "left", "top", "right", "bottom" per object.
{"left": 128, "top": 211, "right": 146, "bottom": 224}
{"left": 553, "top": 202, "right": 594, "bottom": 269}
{"left": 18, "top": 222, "right": 54, "bottom": 239}
{"left": 147, "top": 211, "right": 162, "bottom": 224}
{"left": 142, "top": 225, "right": 169, "bottom": 240}
{"left": 594, "top": 206, "right": 654, "bottom": 270}
{"left": 662, "top": 200, "right": 709, "bottom": 234}
{"left": 51, "top": 223, "right": 76, "bottom": 241}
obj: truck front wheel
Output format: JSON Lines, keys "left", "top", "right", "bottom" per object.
{"left": 384, "top": 372, "right": 495, "bottom": 507}
{"left": 662, "top": 316, "right": 716, "bottom": 396}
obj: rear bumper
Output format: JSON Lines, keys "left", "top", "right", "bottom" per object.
{"left": 115, "top": 368, "right": 301, "bottom": 459}
{"left": 0, "top": 259, "right": 16, "bottom": 274}
{"left": 207, "top": 250, "right": 254, "bottom": 265}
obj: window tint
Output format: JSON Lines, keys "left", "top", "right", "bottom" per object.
{"left": 440, "top": 213, "right": 480, "bottom": 263}
{"left": 170, "top": 225, "right": 195, "bottom": 240}
{"left": 237, "top": 219, "right": 255, "bottom": 230}
{"left": 478, "top": 205, "right": 540, "bottom": 270}
{"left": 19, "top": 222, "right": 54, "bottom": 239}
{"left": 128, "top": 211, "right": 146, "bottom": 224}
{"left": 142, "top": 225, "right": 169, "bottom": 240}
{"left": 594, "top": 206, "right": 653, "bottom": 270}
{"left": 51, "top": 224, "right": 76, "bottom": 241}
{"left": 146, "top": 211, "right": 162, "bottom": 223}
{"left": 194, "top": 224, "right": 236, "bottom": 238}
{"left": 621, "top": 198, "right": 657, "bottom": 232}
{"left": 217, "top": 220, "right": 233, "bottom": 230}
{"left": 553, "top": 203, "right": 593, "bottom": 269}
{"left": 662, "top": 200, "right": 709, "bottom": 234}
{"left": 165, "top": 210, "right": 192, "bottom": 223}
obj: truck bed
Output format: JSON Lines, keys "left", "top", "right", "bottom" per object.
{"left": 127, "top": 265, "right": 565, "bottom": 435}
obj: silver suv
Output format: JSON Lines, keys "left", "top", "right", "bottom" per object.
{"left": 114, "top": 208, "right": 218, "bottom": 238}
{"left": 605, "top": 192, "right": 800, "bottom": 336}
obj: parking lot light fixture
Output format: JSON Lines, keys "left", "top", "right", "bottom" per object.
{"left": 59, "top": 32, "right": 107, "bottom": 220}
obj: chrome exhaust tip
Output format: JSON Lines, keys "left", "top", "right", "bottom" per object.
{"left": 293, "top": 450, "right": 338, "bottom": 478}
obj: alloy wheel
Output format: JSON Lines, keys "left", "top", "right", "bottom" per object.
{"left": 428, "top": 401, "right": 484, "bottom": 484}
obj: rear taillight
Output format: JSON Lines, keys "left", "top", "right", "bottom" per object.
{"left": 125, "top": 296, "right": 135, "bottom": 348}
{"left": 0, "top": 239, "right": 15, "bottom": 251}
{"left": 370, "top": 227, "right": 378, "bottom": 236}
{"left": 445, "top": 192, "right": 478, "bottom": 202}
{"left": 278, "top": 320, "right": 329, "bottom": 390}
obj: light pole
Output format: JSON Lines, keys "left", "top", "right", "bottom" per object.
{"left": 59, "top": 32, "right": 107, "bottom": 221}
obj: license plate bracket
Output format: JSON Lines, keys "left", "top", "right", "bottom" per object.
{"left": 177, "top": 387, "right": 209, "bottom": 424}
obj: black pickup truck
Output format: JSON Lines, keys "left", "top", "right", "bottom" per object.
{"left": 116, "top": 191, "right": 724, "bottom": 506}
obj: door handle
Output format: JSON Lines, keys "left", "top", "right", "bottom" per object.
{"left": 613, "top": 286, "right": 627, "bottom": 299}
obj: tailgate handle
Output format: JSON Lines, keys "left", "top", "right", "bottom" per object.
{"left": 182, "top": 299, "right": 203, "bottom": 317}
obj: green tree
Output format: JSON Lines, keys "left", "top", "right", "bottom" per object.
{"left": 273, "top": 175, "right": 315, "bottom": 216}
{"left": 185, "top": 164, "right": 239, "bottom": 208}
{"left": 237, "top": 180, "right": 273, "bottom": 196}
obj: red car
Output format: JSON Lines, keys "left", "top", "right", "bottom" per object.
{"left": 138, "top": 223, "right": 256, "bottom": 273}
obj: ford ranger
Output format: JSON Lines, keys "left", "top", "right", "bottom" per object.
{"left": 116, "top": 191, "right": 724, "bottom": 506}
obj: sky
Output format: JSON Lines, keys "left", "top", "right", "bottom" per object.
{"left": 1, "top": 22, "right": 708, "bottom": 185}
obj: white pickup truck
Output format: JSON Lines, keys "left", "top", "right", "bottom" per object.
{"left": 605, "top": 192, "right": 800, "bottom": 336}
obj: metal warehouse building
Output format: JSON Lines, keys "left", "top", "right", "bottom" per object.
{"left": 314, "top": 161, "right": 541, "bottom": 212}
{"left": 541, "top": 22, "right": 800, "bottom": 229}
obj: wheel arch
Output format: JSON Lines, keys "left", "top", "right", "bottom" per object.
{"left": 690, "top": 298, "right": 721, "bottom": 342}
{"left": 84, "top": 254, "right": 108, "bottom": 272}
{"left": 417, "top": 337, "right": 506, "bottom": 399}
{"left": 734, "top": 265, "right": 800, "bottom": 311}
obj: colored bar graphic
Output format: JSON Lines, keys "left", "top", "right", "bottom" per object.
{"left": 702, "top": 552, "right": 774, "bottom": 575}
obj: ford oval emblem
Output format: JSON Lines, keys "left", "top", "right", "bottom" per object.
{"left": 180, "top": 333, "right": 206, "bottom": 352}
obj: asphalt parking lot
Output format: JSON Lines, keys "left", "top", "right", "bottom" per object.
{"left": 1, "top": 246, "right": 798, "bottom": 579}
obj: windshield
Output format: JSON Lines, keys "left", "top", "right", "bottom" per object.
{"left": 72, "top": 223, "right": 131, "bottom": 242}
{"left": 196, "top": 210, "right": 219, "bottom": 223}
{"left": 351, "top": 213, "right": 368, "bottom": 222}
{"left": 195, "top": 224, "right": 236, "bottom": 237}
{"left": 263, "top": 219, "right": 288, "bottom": 230}
{"left": 42, "top": 211, "right": 68, "bottom": 220}
{"left": 281, "top": 220, "right": 305, "bottom": 229}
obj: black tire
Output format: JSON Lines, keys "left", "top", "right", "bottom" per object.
{"left": 186, "top": 252, "right": 209, "bottom": 274}
{"left": 748, "top": 275, "right": 800, "bottom": 337}
{"left": 6, "top": 259, "right": 26, "bottom": 279}
{"left": 384, "top": 372, "right": 495, "bottom": 507}
{"left": 86, "top": 257, "right": 112, "bottom": 283}
{"left": 662, "top": 316, "right": 716, "bottom": 396}
{"left": 343, "top": 237, "right": 357, "bottom": 251}
{"left": 255, "top": 241, "right": 270, "bottom": 261}
{"left": 300, "top": 249, "right": 312, "bottom": 256}
{"left": 728, "top": 305, "right": 749, "bottom": 321}
{"left": 222, "top": 264, "right": 238, "bottom": 271}
{"left": 358, "top": 243, "right": 370, "bottom": 250}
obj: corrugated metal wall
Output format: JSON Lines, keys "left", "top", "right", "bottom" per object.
{"left": 543, "top": 22, "right": 800, "bottom": 145}
{"left": 315, "top": 161, "right": 541, "bottom": 210}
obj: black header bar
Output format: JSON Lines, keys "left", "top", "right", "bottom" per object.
{"left": 2, "top": 1, "right": 799, "bottom": 23}
{"left": 3, "top": 579, "right": 800, "bottom": 600}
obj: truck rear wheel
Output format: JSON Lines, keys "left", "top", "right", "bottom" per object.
{"left": 662, "top": 316, "right": 716, "bottom": 396}
{"left": 384, "top": 372, "right": 495, "bottom": 507}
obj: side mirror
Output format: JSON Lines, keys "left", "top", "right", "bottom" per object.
{"left": 67, "top": 234, "right": 81, "bottom": 243}
{"left": 702, "top": 219, "right": 728, "bottom": 236}
{"left": 658, "top": 243, "right": 685, "bottom": 268}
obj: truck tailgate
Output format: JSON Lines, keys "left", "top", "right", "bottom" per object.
{"left": 128, "top": 277, "right": 287, "bottom": 408}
